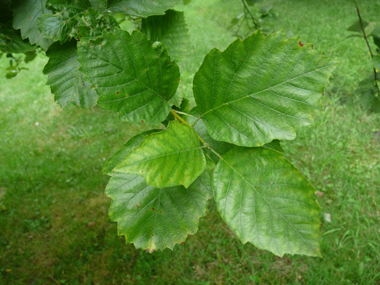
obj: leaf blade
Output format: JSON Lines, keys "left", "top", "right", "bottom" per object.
{"left": 78, "top": 28, "right": 180, "bottom": 123}
{"left": 194, "top": 30, "right": 336, "bottom": 147}
{"left": 213, "top": 147, "right": 321, "bottom": 257}
{"left": 114, "top": 120, "right": 206, "bottom": 188}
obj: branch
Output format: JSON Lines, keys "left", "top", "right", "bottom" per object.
{"left": 353, "top": 0, "right": 380, "bottom": 96}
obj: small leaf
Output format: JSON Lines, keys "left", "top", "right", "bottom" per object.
{"left": 141, "top": 9, "right": 189, "bottom": 61}
{"left": 213, "top": 147, "right": 321, "bottom": 257}
{"left": 11, "top": 0, "right": 53, "bottom": 49}
{"left": 78, "top": 28, "right": 180, "bottom": 123}
{"left": 107, "top": 0, "right": 176, "bottom": 17}
{"left": 39, "top": 11, "right": 80, "bottom": 43}
{"left": 193, "top": 30, "right": 336, "bottom": 147}
{"left": 44, "top": 39, "right": 99, "bottom": 109}
{"left": 114, "top": 120, "right": 206, "bottom": 188}
{"left": 347, "top": 19, "right": 368, "bottom": 33}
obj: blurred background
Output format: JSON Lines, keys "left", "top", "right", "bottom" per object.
{"left": 1, "top": 0, "right": 379, "bottom": 284}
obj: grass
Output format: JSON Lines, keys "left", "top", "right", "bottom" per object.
{"left": 1, "top": 0, "right": 380, "bottom": 284}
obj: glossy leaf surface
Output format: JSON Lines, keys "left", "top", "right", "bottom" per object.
{"left": 213, "top": 147, "right": 321, "bottom": 257}
{"left": 193, "top": 30, "right": 336, "bottom": 147}
{"left": 141, "top": 9, "right": 189, "bottom": 61}
{"left": 78, "top": 29, "right": 179, "bottom": 123}
{"left": 44, "top": 40, "right": 99, "bottom": 108}
{"left": 104, "top": 132, "right": 213, "bottom": 252}
{"left": 114, "top": 120, "right": 206, "bottom": 188}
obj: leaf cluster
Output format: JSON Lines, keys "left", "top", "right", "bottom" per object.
{"left": 0, "top": 0, "right": 337, "bottom": 257}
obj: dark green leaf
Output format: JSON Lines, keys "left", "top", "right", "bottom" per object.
{"left": 107, "top": 0, "right": 176, "bottom": 17}
{"left": 347, "top": 19, "right": 368, "bottom": 33}
{"left": 24, "top": 50, "right": 37, "bottom": 63}
{"left": 46, "top": 0, "right": 92, "bottom": 13}
{"left": 11, "top": 0, "right": 53, "bottom": 49}
{"left": 141, "top": 9, "right": 189, "bottom": 61}
{"left": 213, "top": 147, "right": 321, "bottom": 257}
{"left": 39, "top": 11, "right": 80, "bottom": 43}
{"left": 44, "top": 39, "right": 99, "bottom": 109}
{"left": 0, "top": 22, "right": 36, "bottom": 53}
{"left": 78, "top": 28, "right": 180, "bottom": 123}
{"left": 114, "top": 120, "right": 206, "bottom": 188}
{"left": 193, "top": 30, "right": 336, "bottom": 147}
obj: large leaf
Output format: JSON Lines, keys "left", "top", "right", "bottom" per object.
{"left": 44, "top": 39, "right": 99, "bottom": 108}
{"left": 114, "top": 120, "right": 206, "bottom": 188}
{"left": 11, "top": 0, "right": 53, "bottom": 50}
{"left": 193, "top": 30, "right": 336, "bottom": 147}
{"left": 107, "top": 0, "right": 176, "bottom": 17}
{"left": 141, "top": 9, "right": 189, "bottom": 61}
{"left": 78, "top": 28, "right": 180, "bottom": 123}
{"left": 0, "top": 22, "right": 36, "bottom": 53}
{"left": 39, "top": 11, "right": 80, "bottom": 43}
{"left": 213, "top": 147, "right": 321, "bottom": 257}
{"left": 105, "top": 169, "right": 212, "bottom": 252}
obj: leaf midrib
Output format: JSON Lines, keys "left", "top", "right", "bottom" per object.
{"left": 199, "top": 62, "right": 335, "bottom": 119}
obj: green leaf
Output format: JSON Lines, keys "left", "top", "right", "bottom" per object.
{"left": 45, "top": 0, "right": 92, "bottom": 13}
{"left": 141, "top": 9, "right": 189, "bottom": 61}
{"left": 373, "top": 56, "right": 380, "bottom": 72}
{"left": 105, "top": 169, "right": 212, "bottom": 252}
{"left": 77, "top": 8, "right": 119, "bottom": 41}
{"left": 78, "top": 28, "right": 180, "bottom": 123}
{"left": 183, "top": 0, "right": 191, "bottom": 5}
{"left": 103, "top": 129, "right": 162, "bottom": 175}
{"left": 193, "top": 30, "right": 336, "bottom": 147}
{"left": 39, "top": 0, "right": 96, "bottom": 43}
{"left": 107, "top": 0, "right": 176, "bottom": 17}
{"left": 24, "top": 50, "right": 37, "bottom": 63}
{"left": 44, "top": 39, "right": 99, "bottom": 109}
{"left": 11, "top": 0, "right": 53, "bottom": 50}
{"left": 213, "top": 147, "right": 321, "bottom": 257}
{"left": 347, "top": 19, "right": 368, "bottom": 33}
{"left": 39, "top": 11, "right": 80, "bottom": 43}
{"left": 114, "top": 120, "right": 206, "bottom": 188}
{"left": 0, "top": 22, "right": 36, "bottom": 53}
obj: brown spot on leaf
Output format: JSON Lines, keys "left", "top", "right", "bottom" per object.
{"left": 299, "top": 41, "right": 305, "bottom": 47}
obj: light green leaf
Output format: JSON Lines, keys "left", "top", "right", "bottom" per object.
{"left": 193, "top": 30, "right": 336, "bottom": 147}
{"left": 141, "top": 9, "right": 189, "bottom": 61}
{"left": 11, "top": 0, "right": 53, "bottom": 50}
{"left": 114, "top": 120, "right": 206, "bottom": 188}
{"left": 105, "top": 169, "right": 211, "bottom": 252}
{"left": 44, "top": 39, "right": 99, "bottom": 109}
{"left": 103, "top": 129, "right": 162, "bottom": 175}
{"left": 78, "top": 28, "right": 180, "bottom": 123}
{"left": 0, "top": 22, "right": 36, "bottom": 53}
{"left": 213, "top": 147, "right": 321, "bottom": 257}
{"left": 107, "top": 0, "right": 176, "bottom": 17}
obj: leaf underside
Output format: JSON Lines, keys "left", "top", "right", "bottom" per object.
{"left": 114, "top": 120, "right": 206, "bottom": 188}
{"left": 193, "top": 30, "right": 336, "bottom": 147}
{"left": 213, "top": 147, "right": 321, "bottom": 257}
{"left": 44, "top": 39, "right": 99, "bottom": 109}
{"left": 78, "top": 28, "right": 180, "bottom": 124}
{"left": 11, "top": 0, "right": 53, "bottom": 50}
{"left": 141, "top": 9, "right": 189, "bottom": 61}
